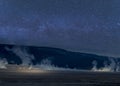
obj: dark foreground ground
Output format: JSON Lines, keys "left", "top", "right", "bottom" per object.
{"left": 0, "top": 71, "right": 120, "bottom": 86}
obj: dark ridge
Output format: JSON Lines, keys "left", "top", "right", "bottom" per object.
{"left": 0, "top": 44, "right": 119, "bottom": 70}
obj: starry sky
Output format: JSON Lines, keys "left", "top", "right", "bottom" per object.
{"left": 0, "top": 0, "right": 120, "bottom": 57}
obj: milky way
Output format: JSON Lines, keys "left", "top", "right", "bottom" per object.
{"left": 0, "top": 0, "right": 120, "bottom": 57}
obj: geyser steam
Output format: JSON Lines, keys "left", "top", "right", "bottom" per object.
{"left": 92, "top": 58, "right": 120, "bottom": 72}
{"left": 0, "top": 46, "right": 120, "bottom": 72}
{"left": 0, "top": 58, "right": 8, "bottom": 69}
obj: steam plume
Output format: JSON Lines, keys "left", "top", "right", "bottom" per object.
{"left": 5, "top": 46, "right": 34, "bottom": 66}
{"left": 91, "top": 58, "right": 119, "bottom": 72}
{"left": 0, "top": 58, "right": 8, "bottom": 69}
{"left": 2, "top": 46, "right": 120, "bottom": 72}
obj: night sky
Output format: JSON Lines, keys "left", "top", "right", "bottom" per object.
{"left": 0, "top": 0, "right": 120, "bottom": 57}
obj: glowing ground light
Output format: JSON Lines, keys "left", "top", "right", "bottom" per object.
{"left": 19, "top": 70, "right": 43, "bottom": 73}
{"left": 15, "top": 66, "right": 48, "bottom": 73}
{"left": 4, "top": 64, "right": 48, "bottom": 73}
{"left": 92, "top": 67, "right": 114, "bottom": 72}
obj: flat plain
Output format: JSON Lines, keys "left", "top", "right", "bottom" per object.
{"left": 0, "top": 71, "right": 120, "bottom": 86}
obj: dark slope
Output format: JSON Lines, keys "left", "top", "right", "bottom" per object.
{"left": 0, "top": 44, "right": 118, "bottom": 70}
